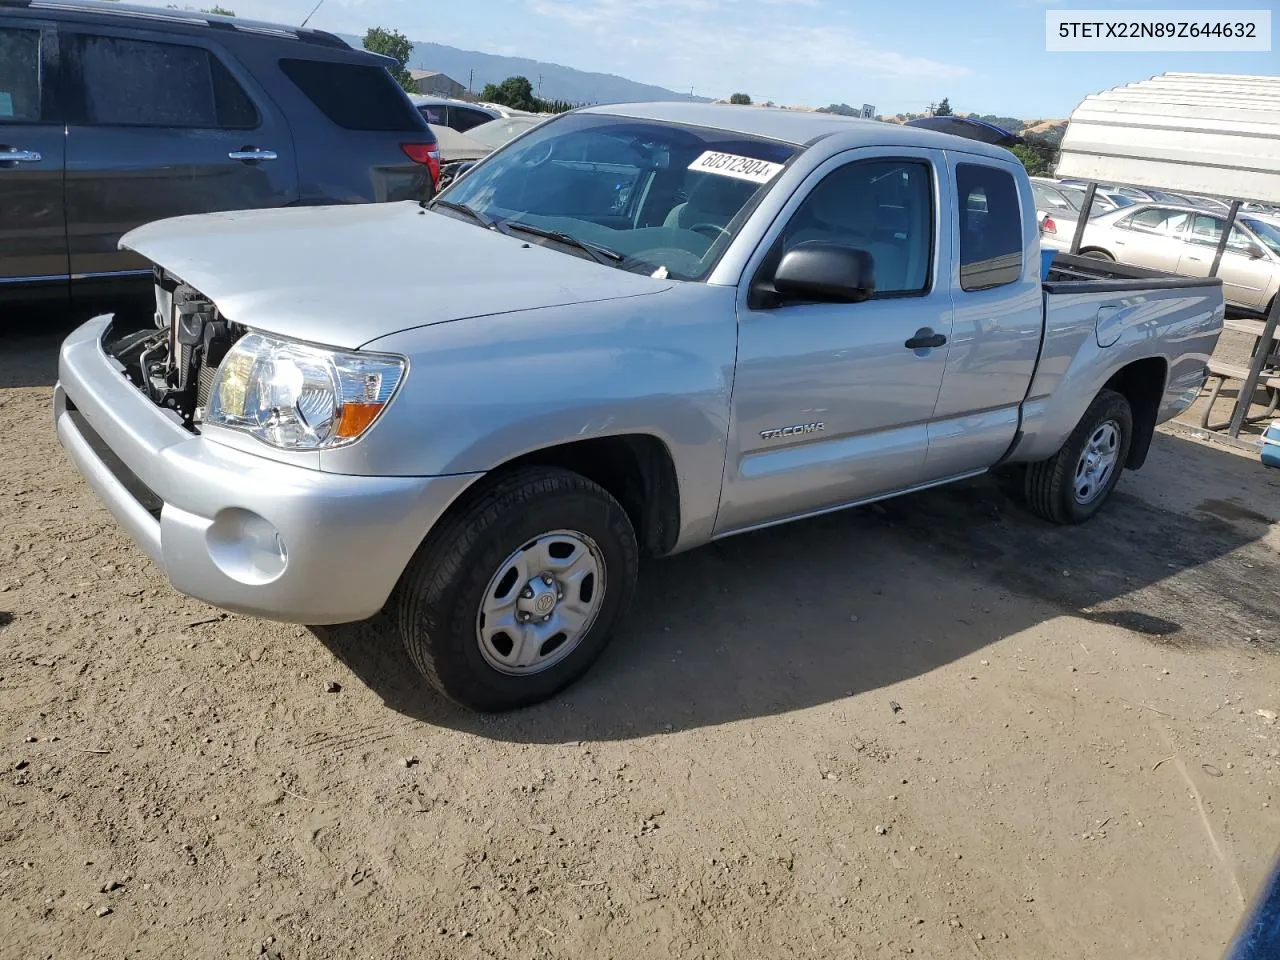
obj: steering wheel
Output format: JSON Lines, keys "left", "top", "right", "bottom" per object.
{"left": 690, "top": 222, "right": 731, "bottom": 242}
{"left": 518, "top": 140, "right": 554, "bottom": 168}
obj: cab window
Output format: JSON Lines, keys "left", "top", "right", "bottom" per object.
{"left": 775, "top": 158, "right": 933, "bottom": 297}
{"left": 956, "top": 163, "right": 1022, "bottom": 292}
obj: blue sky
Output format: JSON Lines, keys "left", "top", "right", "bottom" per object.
{"left": 158, "top": 0, "right": 1278, "bottom": 117}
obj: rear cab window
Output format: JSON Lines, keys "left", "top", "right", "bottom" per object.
{"left": 0, "top": 26, "right": 43, "bottom": 121}
{"left": 279, "top": 58, "right": 424, "bottom": 131}
{"left": 955, "top": 163, "right": 1023, "bottom": 291}
{"left": 63, "top": 34, "right": 258, "bottom": 128}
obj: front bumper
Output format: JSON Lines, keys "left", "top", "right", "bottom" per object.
{"left": 54, "top": 316, "right": 480, "bottom": 624}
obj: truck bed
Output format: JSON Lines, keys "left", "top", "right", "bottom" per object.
{"left": 1009, "top": 251, "right": 1225, "bottom": 465}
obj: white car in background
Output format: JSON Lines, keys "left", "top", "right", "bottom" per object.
{"left": 433, "top": 115, "right": 548, "bottom": 187}
{"left": 1078, "top": 203, "right": 1280, "bottom": 316}
{"left": 1030, "top": 178, "right": 1080, "bottom": 251}
{"left": 1054, "top": 181, "right": 1120, "bottom": 215}
{"left": 410, "top": 95, "right": 504, "bottom": 132}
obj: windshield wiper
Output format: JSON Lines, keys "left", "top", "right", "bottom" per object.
{"left": 427, "top": 198, "right": 497, "bottom": 230}
{"left": 501, "top": 220, "right": 624, "bottom": 266}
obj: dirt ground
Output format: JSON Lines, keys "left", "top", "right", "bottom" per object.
{"left": 2, "top": 315, "right": 1279, "bottom": 960}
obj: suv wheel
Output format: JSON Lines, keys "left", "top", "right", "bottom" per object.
{"left": 396, "top": 467, "right": 639, "bottom": 711}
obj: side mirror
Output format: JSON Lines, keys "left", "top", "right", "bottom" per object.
{"left": 1250, "top": 245, "right": 1267, "bottom": 260}
{"left": 772, "top": 243, "right": 876, "bottom": 304}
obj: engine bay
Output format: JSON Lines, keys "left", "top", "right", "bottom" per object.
{"left": 109, "top": 268, "right": 245, "bottom": 430}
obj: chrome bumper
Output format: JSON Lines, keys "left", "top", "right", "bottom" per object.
{"left": 54, "top": 316, "right": 479, "bottom": 624}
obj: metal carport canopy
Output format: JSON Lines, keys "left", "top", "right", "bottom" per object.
{"left": 1055, "top": 72, "right": 1280, "bottom": 204}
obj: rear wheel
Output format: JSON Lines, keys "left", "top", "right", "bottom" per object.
{"left": 396, "top": 467, "right": 639, "bottom": 711}
{"left": 1080, "top": 248, "right": 1115, "bottom": 261}
{"left": 1024, "top": 389, "right": 1133, "bottom": 524}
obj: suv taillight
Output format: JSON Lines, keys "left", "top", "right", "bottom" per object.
{"left": 401, "top": 142, "right": 441, "bottom": 188}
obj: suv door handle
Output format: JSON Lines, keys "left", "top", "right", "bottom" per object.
{"left": 904, "top": 328, "right": 947, "bottom": 350}
{"left": 228, "top": 148, "right": 278, "bottom": 162}
{"left": 0, "top": 147, "right": 43, "bottom": 163}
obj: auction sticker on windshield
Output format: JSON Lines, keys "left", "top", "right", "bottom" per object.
{"left": 688, "top": 151, "right": 784, "bottom": 184}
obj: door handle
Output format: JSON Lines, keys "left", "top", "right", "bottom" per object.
{"left": 0, "top": 147, "right": 43, "bottom": 163}
{"left": 904, "top": 328, "right": 947, "bottom": 350}
{"left": 228, "top": 148, "right": 278, "bottom": 162}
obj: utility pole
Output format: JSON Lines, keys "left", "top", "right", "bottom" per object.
{"left": 537, "top": 73, "right": 543, "bottom": 97}
{"left": 468, "top": 68, "right": 473, "bottom": 96}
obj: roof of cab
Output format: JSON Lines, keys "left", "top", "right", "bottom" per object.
{"left": 578, "top": 101, "right": 1017, "bottom": 159}
{"left": 0, "top": 0, "right": 357, "bottom": 51}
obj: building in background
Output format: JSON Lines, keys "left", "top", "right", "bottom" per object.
{"left": 410, "top": 70, "right": 467, "bottom": 99}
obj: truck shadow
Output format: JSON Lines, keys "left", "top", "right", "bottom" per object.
{"left": 313, "top": 432, "right": 1280, "bottom": 743}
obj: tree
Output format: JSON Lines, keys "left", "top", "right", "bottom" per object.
{"left": 206, "top": 5, "right": 235, "bottom": 13}
{"left": 480, "top": 76, "right": 541, "bottom": 112}
{"left": 728, "top": 92, "right": 752, "bottom": 105}
{"left": 362, "top": 27, "right": 416, "bottom": 93}
{"left": 933, "top": 97, "right": 953, "bottom": 117}
{"left": 1009, "top": 135, "right": 1059, "bottom": 177}
{"left": 817, "top": 103, "right": 859, "bottom": 116}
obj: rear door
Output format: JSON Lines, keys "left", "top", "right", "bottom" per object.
{"left": 60, "top": 26, "right": 299, "bottom": 279}
{"left": 1177, "top": 213, "right": 1270, "bottom": 310}
{"left": 1109, "top": 206, "right": 1189, "bottom": 272}
{"left": 924, "top": 158, "right": 1043, "bottom": 479}
{"left": 0, "top": 21, "right": 68, "bottom": 290}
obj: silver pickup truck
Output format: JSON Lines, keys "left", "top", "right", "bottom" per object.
{"left": 55, "top": 103, "right": 1224, "bottom": 710}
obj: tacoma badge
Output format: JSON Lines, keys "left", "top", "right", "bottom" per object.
{"left": 760, "top": 422, "right": 825, "bottom": 440}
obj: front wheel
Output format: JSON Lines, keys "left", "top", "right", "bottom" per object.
{"left": 396, "top": 467, "right": 639, "bottom": 711}
{"left": 1024, "top": 389, "right": 1133, "bottom": 524}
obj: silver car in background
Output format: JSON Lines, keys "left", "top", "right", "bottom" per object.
{"left": 1079, "top": 203, "right": 1280, "bottom": 315}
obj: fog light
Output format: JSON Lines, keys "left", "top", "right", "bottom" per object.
{"left": 205, "top": 508, "right": 288, "bottom": 585}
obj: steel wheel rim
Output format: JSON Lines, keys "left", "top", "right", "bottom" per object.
{"left": 476, "top": 529, "right": 606, "bottom": 676}
{"left": 1073, "top": 419, "right": 1121, "bottom": 504}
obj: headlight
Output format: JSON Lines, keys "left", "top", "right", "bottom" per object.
{"left": 205, "top": 332, "right": 406, "bottom": 450}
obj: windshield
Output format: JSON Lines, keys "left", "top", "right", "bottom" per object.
{"left": 467, "top": 117, "right": 542, "bottom": 149}
{"left": 437, "top": 112, "right": 799, "bottom": 280}
{"left": 1244, "top": 218, "right": 1280, "bottom": 257}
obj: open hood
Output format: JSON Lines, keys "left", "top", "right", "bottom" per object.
{"left": 121, "top": 202, "right": 672, "bottom": 350}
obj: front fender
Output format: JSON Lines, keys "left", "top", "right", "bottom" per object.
{"left": 325, "top": 285, "right": 739, "bottom": 548}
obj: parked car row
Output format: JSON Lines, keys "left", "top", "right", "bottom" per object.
{"left": 1077, "top": 203, "right": 1280, "bottom": 316}
{"left": 0, "top": 0, "right": 439, "bottom": 307}
{"left": 1028, "top": 174, "right": 1280, "bottom": 315}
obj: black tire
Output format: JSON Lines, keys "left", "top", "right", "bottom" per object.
{"left": 1080, "top": 248, "right": 1115, "bottom": 261}
{"left": 1025, "top": 389, "right": 1133, "bottom": 525}
{"left": 396, "top": 467, "right": 639, "bottom": 711}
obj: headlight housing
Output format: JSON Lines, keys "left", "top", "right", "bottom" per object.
{"left": 205, "top": 332, "right": 406, "bottom": 450}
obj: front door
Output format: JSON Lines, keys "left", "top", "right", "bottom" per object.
{"left": 0, "top": 22, "right": 68, "bottom": 289}
{"left": 716, "top": 150, "right": 952, "bottom": 535}
{"left": 60, "top": 26, "right": 299, "bottom": 280}
{"left": 1177, "top": 214, "right": 1271, "bottom": 311}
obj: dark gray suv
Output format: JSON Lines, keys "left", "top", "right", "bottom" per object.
{"left": 0, "top": 0, "right": 439, "bottom": 305}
